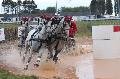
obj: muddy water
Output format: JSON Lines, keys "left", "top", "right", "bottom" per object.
{"left": 76, "top": 53, "right": 94, "bottom": 79}
{"left": 0, "top": 42, "right": 93, "bottom": 79}
{"left": 0, "top": 44, "right": 24, "bottom": 71}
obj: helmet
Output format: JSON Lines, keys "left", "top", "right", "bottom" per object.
{"left": 68, "top": 16, "right": 72, "bottom": 21}
{"left": 55, "top": 13, "right": 58, "bottom": 16}
{"left": 64, "top": 16, "right": 72, "bottom": 21}
{"left": 40, "top": 16, "right": 44, "bottom": 19}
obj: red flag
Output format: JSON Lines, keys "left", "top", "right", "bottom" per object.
{"left": 113, "top": 26, "right": 120, "bottom": 32}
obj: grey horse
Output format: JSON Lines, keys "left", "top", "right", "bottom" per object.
{"left": 23, "top": 17, "right": 70, "bottom": 70}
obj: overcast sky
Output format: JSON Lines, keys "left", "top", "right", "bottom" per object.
{"left": 0, "top": 0, "right": 114, "bottom": 13}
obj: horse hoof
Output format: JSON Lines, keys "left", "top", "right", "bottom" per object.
{"left": 73, "top": 48, "right": 75, "bottom": 50}
{"left": 24, "top": 67, "right": 27, "bottom": 70}
{"left": 55, "top": 61, "right": 57, "bottom": 64}
{"left": 37, "top": 60, "right": 40, "bottom": 62}
{"left": 47, "top": 55, "right": 53, "bottom": 59}
{"left": 46, "top": 59, "right": 49, "bottom": 62}
{"left": 18, "top": 45, "right": 21, "bottom": 47}
{"left": 53, "top": 57, "right": 58, "bottom": 63}
{"left": 24, "top": 65, "right": 28, "bottom": 70}
{"left": 34, "top": 64, "right": 39, "bottom": 67}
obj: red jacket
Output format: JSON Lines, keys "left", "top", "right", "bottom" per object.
{"left": 69, "top": 20, "right": 77, "bottom": 37}
{"left": 22, "top": 17, "right": 29, "bottom": 23}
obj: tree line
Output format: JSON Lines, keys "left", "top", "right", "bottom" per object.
{"left": 44, "top": 7, "right": 90, "bottom": 13}
{"left": 2, "top": 0, "right": 37, "bottom": 14}
{"left": 90, "top": 0, "right": 120, "bottom": 16}
{"left": 2, "top": 0, "right": 57, "bottom": 15}
{"left": 114, "top": 0, "right": 120, "bottom": 16}
{"left": 90, "top": 0, "right": 113, "bottom": 15}
{"left": 45, "top": 0, "right": 120, "bottom": 16}
{"left": 2, "top": 0, "right": 120, "bottom": 16}
{"left": 61, "top": 7, "right": 90, "bottom": 12}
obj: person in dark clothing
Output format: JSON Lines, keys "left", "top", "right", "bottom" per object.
{"left": 38, "top": 18, "right": 40, "bottom": 25}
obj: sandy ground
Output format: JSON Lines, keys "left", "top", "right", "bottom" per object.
{"left": 1, "top": 38, "right": 120, "bottom": 79}
{"left": 94, "top": 59, "right": 120, "bottom": 79}
{"left": 0, "top": 38, "right": 94, "bottom": 79}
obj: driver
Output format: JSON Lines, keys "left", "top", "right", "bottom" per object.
{"left": 64, "top": 16, "right": 77, "bottom": 38}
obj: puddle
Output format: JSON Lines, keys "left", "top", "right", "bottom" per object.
{"left": 76, "top": 53, "right": 94, "bottom": 79}
{"left": 0, "top": 45, "right": 24, "bottom": 70}
{"left": 0, "top": 43, "right": 94, "bottom": 79}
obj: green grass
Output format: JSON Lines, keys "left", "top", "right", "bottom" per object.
{"left": 76, "top": 21, "right": 92, "bottom": 37}
{"left": 0, "top": 23, "right": 20, "bottom": 29}
{"left": 76, "top": 20, "right": 120, "bottom": 37}
{"left": 0, "top": 23, "right": 20, "bottom": 41}
{"left": 0, "top": 20, "right": 120, "bottom": 38}
{"left": 0, "top": 69, "right": 38, "bottom": 79}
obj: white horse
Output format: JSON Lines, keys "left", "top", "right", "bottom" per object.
{"left": 18, "top": 17, "right": 45, "bottom": 48}
{"left": 23, "top": 17, "right": 70, "bottom": 70}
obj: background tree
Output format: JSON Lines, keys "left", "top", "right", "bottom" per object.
{"left": 22, "top": 0, "right": 37, "bottom": 14}
{"left": 22, "top": 0, "right": 28, "bottom": 13}
{"left": 61, "top": 7, "right": 90, "bottom": 12}
{"left": 31, "top": 9, "right": 40, "bottom": 14}
{"left": 7, "top": 0, "right": 13, "bottom": 13}
{"left": 90, "top": 0, "right": 98, "bottom": 15}
{"left": 2, "top": 0, "right": 13, "bottom": 13}
{"left": 114, "top": 0, "right": 119, "bottom": 16}
{"left": 97, "top": 0, "right": 105, "bottom": 15}
{"left": 11, "top": 1, "right": 17, "bottom": 14}
{"left": 29, "top": 0, "right": 37, "bottom": 13}
{"left": 17, "top": 0, "right": 22, "bottom": 14}
{"left": 106, "top": 0, "right": 113, "bottom": 15}
{"left": 46, "top": 7, "right": 56, "bottom": 13}
{"left": 2, "top": 0, "right": 6, "bottom": 12}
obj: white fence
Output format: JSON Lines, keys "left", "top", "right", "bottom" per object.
{"left": 0, "top": 28, "right": 5, "bottom": 41}
{"left": 18, "top": 27, "right": 23, "bottom": 38}
{"left": 92, "top": 25, "right": 120, "bottom": 59}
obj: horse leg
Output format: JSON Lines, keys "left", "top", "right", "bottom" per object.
{"left": 19, "top": 37, "right": 25, "bottom": 56}
{"left": 22, "top": 48, "right": 27, "bottom": 62}
{"left": 22, "top": 42, "right": 29, "bottom": 62}
{"left": 53, "top": 40, "right": 64, "bottom": 63}
{"left": 47, "top": 52, "right": 53, "bottom": 59}
{"left": 34, "top": 48, "right": 43, "bottom": 67}
{"left": 53, "top": 49, "right": 61, "bottom": 63}
{"left": 71, "top": 39, "right": 76, "bottom": 50}
{"left": 53, "top": 41, "right": 61, "bottom": 63}
{"left": 24, "top": 48, "right": 33, "bottom": 70}
{"left": 34, "top": 42, "right": 43, "bottom": 67}
{"left": 47, "top": 47, "right": 53, "bottom": 59}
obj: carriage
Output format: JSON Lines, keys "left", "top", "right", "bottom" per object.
{"left": 18, "top": 15, "right": 77, "bottom": 70}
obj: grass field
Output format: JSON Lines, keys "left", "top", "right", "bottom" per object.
{"left": 76, "top": 20, "right": 120, "bottom": 37}
{"left": 0, "top": 20, "right": 120, "bottom": 38}
{"left": 0, "top": 69, "right": 38, "bottom": 79}
{"left": 0, "top": 23, "right": 20, "bottom": 29}
{"left": 0, "top": 23, "right": 20, "bottom": 41}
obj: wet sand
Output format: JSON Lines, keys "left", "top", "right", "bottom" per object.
{"left": 0, "top": 40, "right": 93, "bottom": 78}
{"left": 3, "top": 38, "right": 120, "bottom": 79}
{"left": 94, "top": 59, "right": 120, "bottom": 79}
{"left": 1, "top": 41, "right": 120, "bottom": 79}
